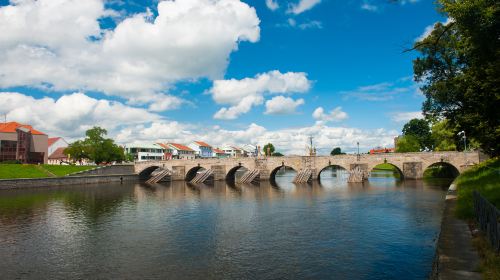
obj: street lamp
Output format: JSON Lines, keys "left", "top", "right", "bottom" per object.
{"left": 457, "top": 131, "right": 467, "bottom": 152}
{"left": 357, "top": 142, "right": 360, "bottom": 161}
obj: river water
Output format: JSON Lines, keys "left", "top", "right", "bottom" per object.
{"left": 0, "top": 170, "right": 451, "bottom": 279}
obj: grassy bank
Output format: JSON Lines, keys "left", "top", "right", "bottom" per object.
{"left": 0, "top": 164, "right": 96, "bottom": 179}
{"left": 455, "top": 157, "right": 500, "bottom": 219}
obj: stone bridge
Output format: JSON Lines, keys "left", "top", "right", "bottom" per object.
{"left": 134, "top": 151, "right": 480, "bottom": 182}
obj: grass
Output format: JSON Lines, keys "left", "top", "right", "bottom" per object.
{"left": 0, "top": 164, "right": 96, "bottom": 179}
{"left": 472, "top": 232, "right": 500, "bottom": 280}
{"left": 373, "top": 163, "right": 398, "bottom": 171}
{"left": 455, "top": 157, "right": 500, "bottom": 219}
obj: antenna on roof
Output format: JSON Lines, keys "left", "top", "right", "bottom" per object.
{"left": 3, "top": 113, "right": 6, "bottom": 123}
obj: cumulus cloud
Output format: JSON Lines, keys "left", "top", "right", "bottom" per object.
{"left": 391, "top": 111, "right": 423, "bottom": 122}
{"left": 361, "top": 3, "right": 378, "bottom": 12}
{"left": 265, "top": 96, "right": 304, "bottom": 115}
{"left": 211, "top": 70, "right": 311, "bottom": 119}
{"left": 0, "top": 92, "right": 160, "bottom": 139}
{"left": 266, "top": 0, "right": 279, "bottom": 11}
{"left": 287, "top": 0, "right": 321, "bottom": 15}
{"left": 415, "top": 18, "right": 454, "bottom": 42}
{"left": 341, "top": 81, "right": 414, "bottom": 101}
{"left": 312, "top": 107, "right": 348, "bottom": 124}
{"left": 0, "top": 0, "right": 260, "bottom": 108}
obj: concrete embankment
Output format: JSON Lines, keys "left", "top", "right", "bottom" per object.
{"left": 430, "top": 183, "right": 481, "bottom": 280}
{"left": 68, "top": 165, "right": 135, "bottom": 176}
{"left": 0, "top": 174, "right": 139, "bottom": 190}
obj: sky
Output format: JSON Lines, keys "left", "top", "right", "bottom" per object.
{"left": 0, "top": 0, "right": 446, "bottom": 155}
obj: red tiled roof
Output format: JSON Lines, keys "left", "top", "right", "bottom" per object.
{"left": 48, "top": 137, "right": 61, "bottom": 147}
{"left": 194, "top": 141, "right": 212, "bottom": 148}
{"left": 213, "top": 148, "right": 225, "bottom": 154}
{"left": 0, "top": 122, "right": 46, "bottom": 135}
{"left": 168, "top": 143, "right": 194, "bottom": 152}
{"left": 156, "top": 143, "right": 171, "bottom": 149}
{"left": 48, "top": 147, "right": 68, "bottom": 159}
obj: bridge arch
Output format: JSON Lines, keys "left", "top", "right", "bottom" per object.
{"left": 225, "top": 165, "right": 249, "bottom": 183}
{"left": 423, "top": 161, "right": 460, "bottom": 179}
{"left": 138, "top": 166, "right": 160, "bottom": 180}
{"left": 317, "top": 165, "right": 349, "bottom": 181}
{"left": 185, "top": 165, "right": 209, "bottom": 182}
{"left": 270, "top": 165, "right": 297, "bottom": 183}
{"left": 369, "top": 162, "right": 404, "bottom": 179}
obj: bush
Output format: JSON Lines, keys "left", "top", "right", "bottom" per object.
{"left": 0, "top": 160, "right": 21, "bottom": 164}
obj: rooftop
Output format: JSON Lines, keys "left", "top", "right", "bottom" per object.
{"left": 48, "top": 147, "right": 67, "bottom": 159}
{"left": 168, "top": 143, "right": 194, "bottom": 152}
{"left": 48, "top": 137, "right": 61, "bottom": 147}
{"left": 0, "top": 122, "right": 46, "bottom": 135}
{"left": 194, "top": 141, "right": 212, "bottom": 148}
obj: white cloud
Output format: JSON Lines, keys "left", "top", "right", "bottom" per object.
{"left": 213, "top": 95, "right": 264, "bottom": 120}
{"left": 0, "top": 0, "right": 260, "bottom": 108}
{"left": 211, "top": 70, "right": 311, "bottom": 119}
{"left": 266, "top": 0, "right": 279, "bottom": 11}
{"left": 147, "top": 94, "right": 185, "bottom": 112}
{"left": 341, "top": 81, "right": 414, "bottom": 101}
{"left": 0, "top": 92, "right": 160, "bottom": 139}
{"left": 415, "top": 18, "right": 453, "bottom": 42}
{"left": 391, "top": 111, "right": 423, "bottom": 122}
{"left": 312, "top": 107, "right": 348, "bottom": 124}
{"left": 287, "top": 0, "right": 321, "bottom": 15}
{"left": 265, "top": 96, "right": 304, "bottom": 115}
{"left": 361, "top": 3, "right": 378, "bottom": 12}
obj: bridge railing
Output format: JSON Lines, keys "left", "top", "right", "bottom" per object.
{"left": 473, "top": 190, "right": 500, "bottom": 252}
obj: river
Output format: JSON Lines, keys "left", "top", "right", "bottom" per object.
{"left": 0, "top": 169, "right": 451, "bottom": 279}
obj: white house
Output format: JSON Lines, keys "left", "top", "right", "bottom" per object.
{"left": 240, "top": 144, "right": 258, "bottom": 157}
{"left": 188, "top": 141, "right": 213, "bottom": 158}
{"left": 220, "top": 145, "right": 243, "bottom": 158}
{"left": 125, "top": 143, "right": 165, "bottom": 161}
{"left": 47, "top": 137, "right": 69, "bottom": 164}
{"left": 167, "top": 143, "right": 196, "bottom": 160}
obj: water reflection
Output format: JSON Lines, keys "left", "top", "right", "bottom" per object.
{"left": 0, "top": 170, "right": 450, "bottom": 280}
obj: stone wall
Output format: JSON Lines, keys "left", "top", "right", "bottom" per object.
{"left": 0, "top": 174, "right": 139, "bottom": 190}
{"left": 69, "top": 165, "right": 135, "bottom": 176}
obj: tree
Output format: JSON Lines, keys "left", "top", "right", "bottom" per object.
{"left": 65, "top": 127, "right": 125, "bottom": 164}
{"left": 395, "top": 135, "right": 421, "bottom": 153}
{"left": 402, "top": 119, "right": 432, "bottom": 150}
{"left": 330, "top": 147, "right": 344, "bottom": 155}
{"left": 431, "top": 119, "right": 457, "bottom": 151}
{"left": 263, "top": 143, "right": 275, "bottom": 156}
{"left": 412, "top": 0, "right": 500, "bottom": 156}
{"left": 272, "top": 152, "right": 284, "bottom": 157}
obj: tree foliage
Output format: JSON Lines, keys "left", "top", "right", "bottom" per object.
{"left": 402, "top": 119, "right": 432, "bottom": 150}
{"left": 330, "top": 147, "right": 344, "bottom": 155}
{"left": 64, "top": 127, "right": 125, "bottom": 164}
{"left": 412, "top": 0, "right": 500, "bottom": 156}
{"left": 263, "top": 143, "right": 275, "bottom": 156}
{"left": 431, "top": 119, "right": 457, "bottom": 151}
{"left": 395, "top": 135, "right": 421, "bottom": 153}
{"left": 272, "top": 152, "right": 284, "bottom": 157}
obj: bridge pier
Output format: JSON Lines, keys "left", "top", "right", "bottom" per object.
{"left": 171, "top": 166, "right": 186, "bottom": 181}
{"left": 403, "top": 162, "right": 423, "bottom": 180}
{"left": 211, "top": 165, "right": 226, "bottom": 181}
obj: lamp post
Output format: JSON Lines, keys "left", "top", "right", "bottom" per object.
{"left": 357, "top": 142, "right": 360, "bottom": 161}
{"left": 458, "top": 131, "right": 468, "bottom": 165}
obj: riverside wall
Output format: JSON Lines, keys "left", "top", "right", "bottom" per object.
{"left": 0, "top": 174, "right": 139, "bottom": 190}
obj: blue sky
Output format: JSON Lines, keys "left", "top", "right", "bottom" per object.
{"left": 0, "top": 0, "right": 445, "bottom": 154}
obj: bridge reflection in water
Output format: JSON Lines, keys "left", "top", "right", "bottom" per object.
{"left": 0, "top": 168, "right": 453, "bottom": 279}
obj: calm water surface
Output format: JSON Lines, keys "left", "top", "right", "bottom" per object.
{"left": 0, "top": 170, "right": 451, "bottom": 279}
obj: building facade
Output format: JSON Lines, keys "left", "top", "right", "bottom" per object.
{"left": 0, "top": 122, "right": 48, "bottom": 164}
{"left": 188, "top": 141, "right": 213, "bottom": 158}
{"left": 125, "top": 143, "right": 165, "bottom": 161}
{"left": 167, "top": 143, "right": 195, "bottom": 160}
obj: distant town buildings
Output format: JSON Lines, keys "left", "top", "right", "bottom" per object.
{"left": 125, "top": 143, "right": 165, "bottom": 161}
{"left": 47, "top": 137, "right": 69, "bottom": 164}
{"left": 188, "top": 141, "right": 213, "bottom": 158}
{"left": 0, "top": 122, "right": 48, "bottom": 164}
{"left": 166, "top": 143, "right": 195, "bottom": 160}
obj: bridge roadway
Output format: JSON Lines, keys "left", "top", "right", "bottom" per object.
{"left": 135, "top": 151, "right": 480, "bottom": 182}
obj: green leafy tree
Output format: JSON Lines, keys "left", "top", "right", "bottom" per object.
{"left": 65, "top": 127, "right": 125, "bottom": 164}
{"left": 263, "top": 143, "right": 275, "bottom": 156}
{"left": 431, "top": 119, "right": 457, "bottom": 151}
{"left": 395, "top": 135, "right": 421, "bottom": 153}
{"left": 330, "top": 147, "right": 344, "bottom": 155}
{"left": 412, "top": 0, "right": 500, "bottom": 156}
{"left": 272, "top": 152, "right": 284, "bottom": 157}
{"left": 402, "top": 119, "right": 432, "bottom": 150}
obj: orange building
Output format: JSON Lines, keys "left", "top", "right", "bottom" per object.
{"left": 0, "top": 122, "right": 48, "bottom": 163}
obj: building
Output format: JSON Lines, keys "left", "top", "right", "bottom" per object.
{"left": 47, "top": 137, "right": 69, "bottom": 164}
{"left": 0, "top": 122, "right": 48, "bottom": 164}
{"left": 220, "top": 145, "right": 243, "bottom": 158}
{"left": 157, "top": 143, "right": 174, "bottom": 160}
{"left": 212, "top": 148, "right": 229, "bottom": 159}
{"left": 240, "top": 144, "right": 258, "bottom": 157}
{"left": 125, "top": 143, "right": 165, "bottom": 161}
{"left": 188, "top": 141, "right": 213, "bottom": 158}
{"left": 167, "top": 143, "right": 195, "bottom": 160}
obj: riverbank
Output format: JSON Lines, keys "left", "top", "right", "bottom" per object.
{"left": 0, "top": 164, "right": 96, "bottom": 179}
{"left": 0, "top": 174, "right": 139, "bottom": 190}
